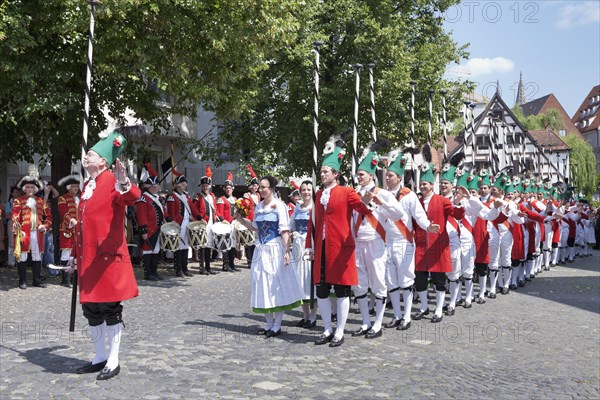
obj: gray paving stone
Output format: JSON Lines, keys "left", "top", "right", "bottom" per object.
{"left": 1, "top": 254, "right": 599, "bottom": 399}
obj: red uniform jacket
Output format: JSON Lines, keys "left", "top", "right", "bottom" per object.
{"left": 57, "top": 193, "right": 78, "bottom": 250}
{"left": 243, "top": 192, "right": 260, "bottom": 221}
{"left": 216, "top": 195, "right": 235, "bottom": 223}
{"left": 287, "top": 202, "right": 296, "bottom": 217}
{"left": 136, "top": 192, "right": 165, "bottom": 251}
{"left": 195, "top": 192, "right": 220, "bottom": 223}
{"left": 306, "top": 185, "right": 371, "bottom": 286}
{"left": 166, "top": 191, "right": 201, "bottom": 224}
{"left": 414, "top": 194, "right": 465, "bottom": 273}
{"left": 11, "top": 195, "right": 52, "bottom": 253}
{"left": 75, "top": 171, "right": 141, "bottom": 303}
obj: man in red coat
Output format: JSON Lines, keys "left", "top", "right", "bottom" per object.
{"left": 195, "top": 165, "right": 222, "bottom": 274}
{"left": 166, "top": 175, "right": 202, "bottom": 277}
{"left": 135, "top": 175, "right": 165, "bottom": 281}
{"left": 72, "top": 131, "right": 141, "bottom": 380}
{"left": 216, "top": 173, "right": 240, "bottom": 272}
{"left": 306, "top": 135, "right": 372, "bottom": 347}
{"left": 412, "top": 161, "right": 465, "bottom": 323}
{"left": 11, "top": 175, "right": 52, "bottom": 289}
{"left": 57, "top": 174, "right": 81, "bottom": 287}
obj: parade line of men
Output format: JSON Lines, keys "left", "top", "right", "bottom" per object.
{"left": 9, "top": 134, "right": 596, "bottom": 352}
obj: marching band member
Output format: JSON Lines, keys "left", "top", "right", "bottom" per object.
{"left": 287, "top": 181, "right": 300, "bottom": 217}
{"left": 437, "top": 154, "right": 464, "bottom": 316}
{"left": 306, "top": 134, "right": 373, "bottom": 347}
{"left": 216, "top": 172, "right": 240, "bottom": 272}
{"left": 351, "top": 142, "right": 405, "bottom": 339}
{"left": 167, "top": 175, "right": 202, "bottom": 277}
{"left": 381, "top": 148, "right": 436, "bottom": 331}
{"left": 11, "top": 175, "right": 52, "bottom": 289}
{"left": 195, "top": 165, "right": 221, "bottom": 275}
{"left": 73, "top": 132, "right": 140, "bottom": 380}
{"left": 289, "top": 180, "right": 317, "bottom": 328}
{"left": 413, "top": 146, "right": 465, "bottom": 323}
{"left": 57, "top": 173, "right": 81, "bottom": 287}
{"left": 236, "top": 175, "right": 304, "bottom": 338}
{"left": 135, "top": 170, "right": 165, "bottom": 281}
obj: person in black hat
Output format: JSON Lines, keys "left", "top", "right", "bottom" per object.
{"left": 195, "top": 165, "right": 220, "bottom": 275}
{"left": 56, "top": 173, "right": 81, "bottom": 287}
{"left": 136, "top": 172, "right": 165, "bottom": 281}
{"left": 166, "top": 175, "right": 202, "bottom": 277}
{"left": 243, "top": 165, "right": 261, "bottom": 268}
{"left": 216, "top": 172, "right": 240, "bottom": 272}
{"left": 11, "top": 175, "right": 52, "bottom": 289}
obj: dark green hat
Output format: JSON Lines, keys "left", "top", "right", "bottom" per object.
{"left": 467, "top": 172, "right": 479, "bottom": 191}
{"left": 387, "top": 149, "right": 407, "bottom": 177}
{"left": 512, "top": 176, "right": 523, "bottom": 193}
{"left": 321, "top": 136, "right": 346, "bottom": 171}
{"left": 505, "top": 177, "right": 515, "bottom": 194}
{"left": 357, "top": 148, "right": 380, "bottom": 175}
{"left": 478, "top": 168, "right": 491, "bottom": 187}
{"left": 493, "top": 173, "right": 508, "bottom": 191}
{"left": 90, "top": 131, "right": 127, "bottom": 166}
{"left": 420, "top": 162, "right": 436, "bottom": 184}
{"left": 455, "top": 168, "right": 469, "bottom": 189}
{"left": 440, "top": 164, "right": 457, "bottom": 184}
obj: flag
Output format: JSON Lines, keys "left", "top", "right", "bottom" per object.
{"left": 161, "top": 158, "right": 182, "bottom": 179}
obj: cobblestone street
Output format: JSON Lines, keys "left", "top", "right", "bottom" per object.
{"left": 1, "top": 251, "right": 599, "bottom": 399}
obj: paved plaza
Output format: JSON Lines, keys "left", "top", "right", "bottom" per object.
{"left": 1, "top": 251, "right": 599, "bottom": 399}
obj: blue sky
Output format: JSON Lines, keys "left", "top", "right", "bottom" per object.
{"left": 443, "top": 0, "right": 599, "bottom": 116}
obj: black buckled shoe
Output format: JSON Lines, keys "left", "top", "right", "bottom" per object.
{"left": 397, "top": 320, "right": 412, "bottom": 331}
{"left": 96, "top": 365, "right": 120, "bottom": 380}
{"left": 32, "top": 282, "right": 47, "bottom": 288}
{"left": 18, "top": 282, "right": 27, "bottom": 290}
{"left": 303, "top": 320, "right": 317, "bottom": 329}
{"left": 509, "top": 284, "right": 517, "bottom": 290}
{"left": 351, "top": 327, "right": 370, "bottom": 337}
{"left": 445, "top": 307, "right": 455, "bottom": 316}
{"left": 296, "top": 319, "right": 306, "bottom": 327}
{"left": 384, "top": 318, "right": 402, "bottom": 329}
{"left": 456, "top": 299, "right": 465, "bottom": 307}
{"left": 257, "top": 328, "right": 268, "bottom": 335}
{"left": 265, "top": 329, "right": 281, "bottom": 338}
{"left": 488, "top": 292, "right": 497, "bottom": 299}
{"left": 207, "top": 270, "right": 218, "bottom": 275}
{"left": 184, "top": 271, "right": 194, "bottom": 277}
{"left": 329, "top": 336, "right": 344, "bottom": 347}
{"left": 431, "top": 314, "right": 443, "bottom": 323}
{"left": 463, "top": 301, "right": 472, "bottom": 309}
{"left": 76, "top": 360, "right": 107, "bottom": 374}
{"left": 412, "top": 309, "right": 430, "bottom": 320}
{"left": 501, "top": 287, "right": 510, "bottom": 295}
{"left": 517, "top": 280, "right": 525, "bottom": 287}
{"left": 476, "top": 297, "right": 486, "bottom": 304}
{"left": 314, "top": 333, "right": 334, "bottom": 345}
{"left": 365, "top": 329, "right": 383, "bottom": 339}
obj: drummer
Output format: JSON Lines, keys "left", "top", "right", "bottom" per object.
{"left": 216, "top": 172, "right": 239, "bottom": 272}
{"left": 243, "top": 165, "right": 261, "bottom": 269}
{"left": 166, "top": 175, "right": 202, "bottom": 277}
{"left": 195, "top": 165, "right": 221, "bottom": 275}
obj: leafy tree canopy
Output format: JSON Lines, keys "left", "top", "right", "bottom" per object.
{"left": 1, "top": 0, "right": 471, "bottom": 179}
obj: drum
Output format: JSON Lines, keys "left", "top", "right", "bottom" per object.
{"left": 187, "top": 220, "right": 208, "bottom": 250}
{"left": 235, "top": 222, "right": 255, "bottom": 247}
{"left": 212, "top": 221, "right": 232, "bottom": 251}
{"left": 160, "top": 222, "right": 181, "bottom": 252}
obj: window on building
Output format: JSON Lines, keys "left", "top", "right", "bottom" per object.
{"left": 559, "top": 129, "right": 566, "bottom": 137}
{"left": 525, "top": 159, "right": 534, "bottom": 171}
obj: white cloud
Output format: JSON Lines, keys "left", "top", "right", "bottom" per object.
{"left": 556, "top": 2, "right": 600, "bottom": 29}
{"left": 461, "top": 57, "right": 515, "bottom": 78}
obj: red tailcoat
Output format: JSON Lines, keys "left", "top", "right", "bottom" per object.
{"left": 216, "top": 195, "right": 235, "bottom": 223}
{"left": 57, "top": 193, "right": 79, "bottom": 250}
{"left": 11, "top": 195, "right": 52, "bottom": 253}
{"left": 195, "top": 192, "right": 220, "bottom": 222}
{"left": 514, "top": 203, "right": 546, "bottom": 259}
{"left": 75, "top": 171, "right": 141, "bottom": 303}
{"left": 136, "top": 192, "right": 165, "bottom": 251}
{"left": 287, "top": 202, "right": 296, "bottom": 217}
{"left": 243, "top": 192, "right": 260, "bottom": 221}
{"left": 306, "top": 185, "right": 371, "bottom": 286}
{"left": 166, "top": 191, "right": 200, "bottom": 224}
{"left": 414, "top": 194, "right": 465, "bottom": 273}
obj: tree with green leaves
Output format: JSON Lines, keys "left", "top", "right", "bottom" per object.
{"left": 1, "top": 0, "right": 471, "bottom": 181}
{"left": 562, "top": 134, "right": 596, "bottom": 197}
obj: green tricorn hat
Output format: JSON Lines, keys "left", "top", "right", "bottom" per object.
{"left": 505, "top": 178, "right": 515, "bottom": 194}
{"left": 467, "top": 172, "right": 479, "bottom": 191}
{"left": 386, "top": 149, "right": 409, "bottom": 178}
{"left": 521, "top": 177, "right": 531, "bottom": 193}
{"left": 478, "top": 168, "right": 492, "bottom": 187}
{"left": 440, "top": 152, "right": 464, "bottom": 184}
{"left": 455, "top": 167, "right": 469, "bottom": 189}
{"left": 419, "top": 162, "right": 436, "bottom": 184}
{"left": 512, "top": 176, "right": 523, "bottom": 193}
{"left": 357, "top": 149, "right": 380, "bottom": 175}
{"left": 321, "top": 135, "right": 347, "bottom": 172}
{"left": 493, "top": 173, "right": 509, "bottom": 191}
{"left": 90, "top": 131, "right": 127, "bottom": 166}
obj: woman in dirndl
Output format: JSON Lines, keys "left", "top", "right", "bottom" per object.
{"left": 236, "top": 175, "right": 304, "bottom": 337}
{"left": 289, "top": 180, "right": 318, "bottom": 328}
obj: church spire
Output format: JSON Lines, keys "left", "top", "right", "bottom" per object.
{"left": 515, "top": 72, "right": 526, "bottom": 106}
